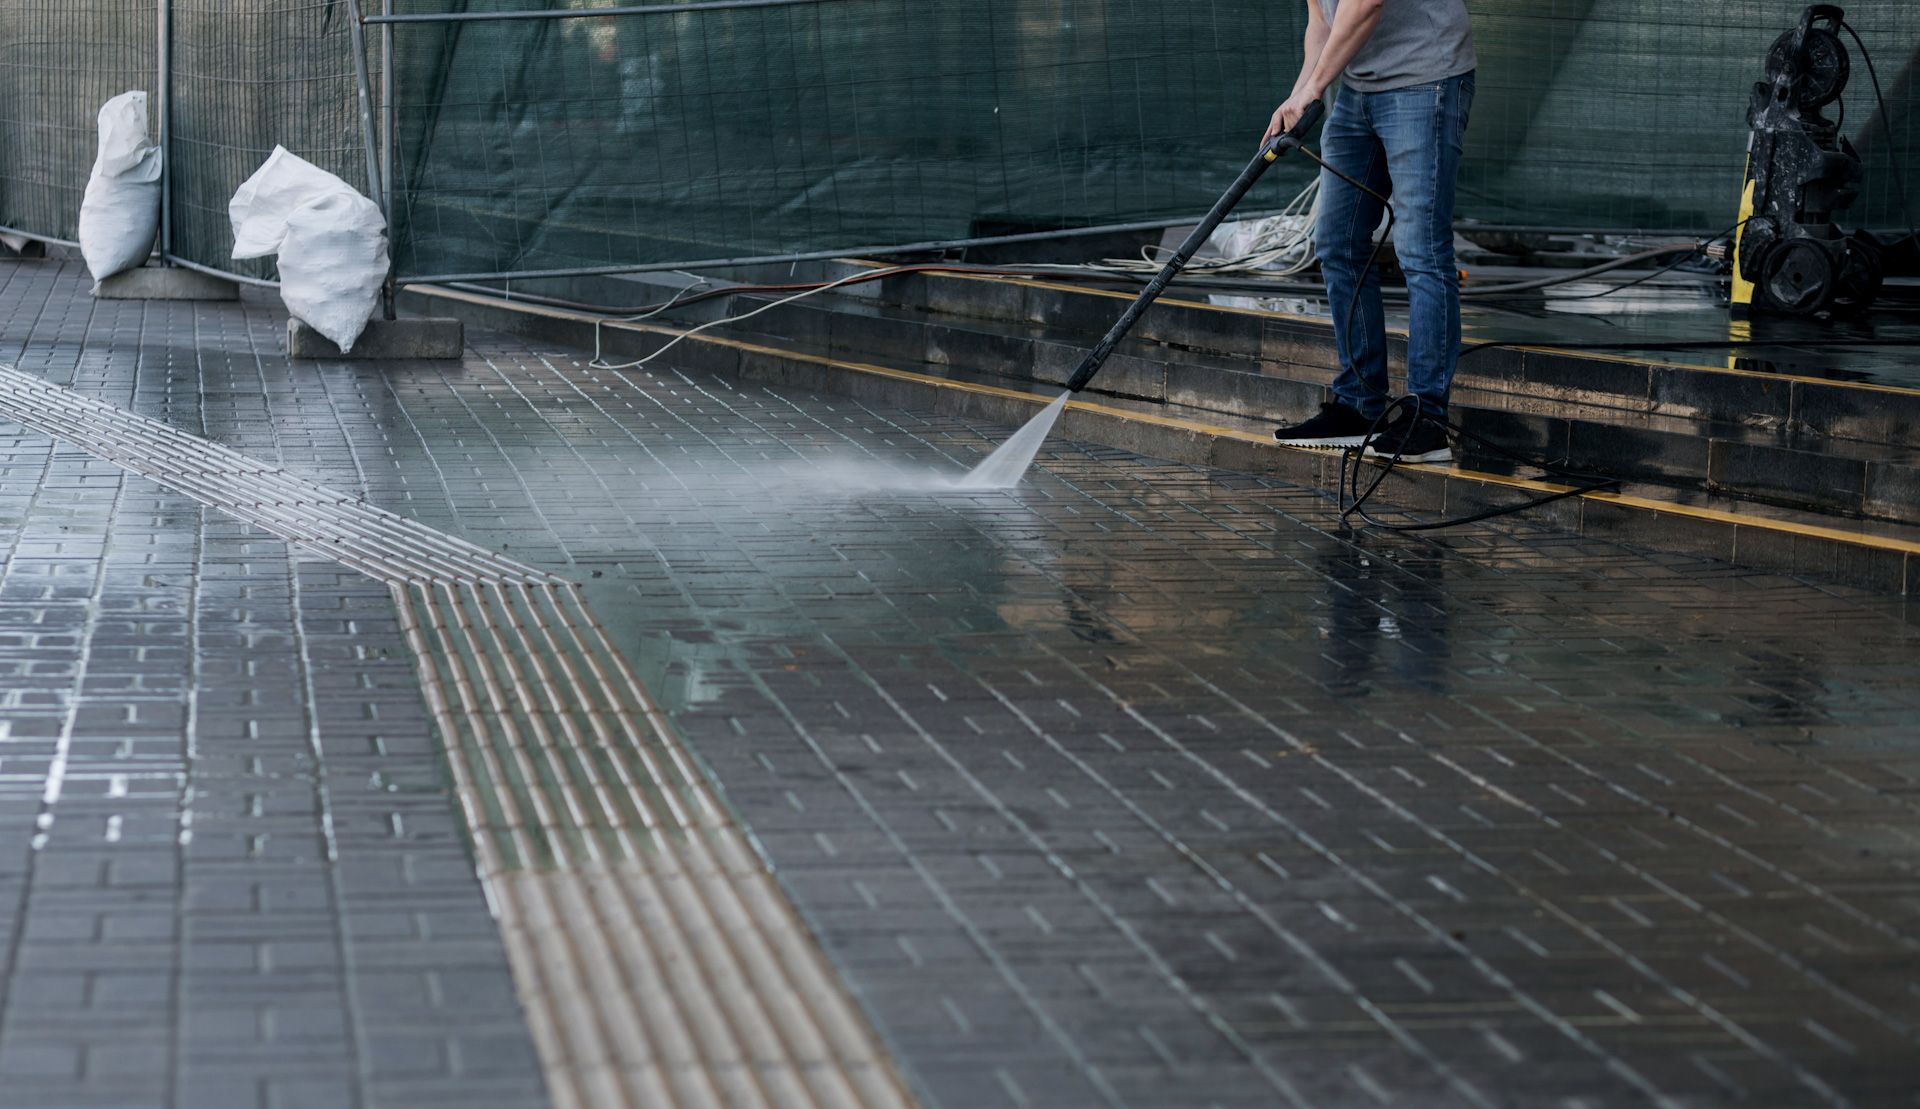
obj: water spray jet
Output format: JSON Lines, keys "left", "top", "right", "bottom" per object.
{"left": 958, "top": 104, "right": 1324, "bottom": 488}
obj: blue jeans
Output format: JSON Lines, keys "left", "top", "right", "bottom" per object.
{"left": 1316, "top": 72, "right": 1474, "bottom": 419}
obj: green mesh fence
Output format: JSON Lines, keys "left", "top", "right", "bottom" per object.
{"left": 386, "top": 0, "right": 1308, "bottom": 279}
{"left": 1463, "top": 1, "right": 1920, "bottom": 232}
{"left": 388, "top": 0, "right": 1920, "bottom": 280}
{"left": 0, "top": 0, "right": 155, "bottom": 245}
{"left": 1, "top": 1, "right": 1916, "bottom": 283}
{"left": 167, "top": 1, "right": 374, "bottom": 280}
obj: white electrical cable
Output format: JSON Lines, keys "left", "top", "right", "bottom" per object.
{"left": 588, "top": 177, "right": 1323, "bottom": 371}
{"left": 589, "top": 265, "right": 938, "bottom": 371}
{"left": 608, "top": 272, "right": 713, "bottom": 321}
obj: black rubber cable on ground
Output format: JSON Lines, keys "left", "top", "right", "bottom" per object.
{"left": 1335, "top": 329, "right": 1920, "bottom": 531}
{"left": 1293, "top": 145, "right": 1630, "bottom": 531}
{"left": 1459, "top": 245, "right": 1699, "bottom": 298}
{"left": 1462, "top": 227, "right": 1745, "bottom": 304}
{"left": 1330, "top": 215, "right": 1753, "bottom": 532}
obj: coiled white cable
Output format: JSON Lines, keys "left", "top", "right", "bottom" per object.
{"left": 1088, "top": 177, "right": 1321, "bottom": 278}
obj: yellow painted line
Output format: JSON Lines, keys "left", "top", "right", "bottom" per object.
{"left": 420, "top": 285, "right": 1920, "bottom": 559}
{"left": 846, "top": 259, "right": 1920, "bottom": 399}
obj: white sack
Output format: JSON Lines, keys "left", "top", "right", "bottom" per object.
{"left": 228, "top": 146, "right": 359, "bottom": 259}
{"left": 229, "top": 146, "right": 388, "bottom": 352}
{"left": 77, "top": 91, "right": 162, "bottom": 283}
{"left": 276, "top": 191, "right": 389, "bottom": 353}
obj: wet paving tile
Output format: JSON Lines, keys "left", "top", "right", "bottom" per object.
{"left": 2, "top": 258, "right": 1919, "bottom": 1107}
{"left": 0, "top": 468, "right": 543, "bottom": 1107}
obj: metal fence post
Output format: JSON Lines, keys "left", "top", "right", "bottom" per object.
{"left": 381, "top": 0, "right": 397, "bottom": 318}
{"left": 344, "top": 0, "right": 386, "bottom": 216}
{"left": 156, "top": 0, "right": 172, "bottom": 263}
{"left": 343, "top": 0, "right": 394, "bottom": 316}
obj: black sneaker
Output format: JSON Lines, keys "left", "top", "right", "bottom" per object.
{"left": 1362, "top": 407, "right": 1453, "bottom": 464}
{"left": 1273, "top": 402, "right": 1375, "bottom": 449}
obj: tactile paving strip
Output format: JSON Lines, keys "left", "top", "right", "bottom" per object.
{"left": 0, "top": 363, "right": 915, "bottom": 1109}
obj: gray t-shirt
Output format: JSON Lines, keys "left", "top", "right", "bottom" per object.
{"left": 1319, "top": 0, "right": 1476, "bottom": 92}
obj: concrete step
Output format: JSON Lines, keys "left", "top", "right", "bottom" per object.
{"left": 860, "top": 264, "right": 1920, "bottom": 443}
{"left": 1449, "top": 387, "right": 1920, "bottom": 524}
{"left": 545, "top": 261, "right": 1920, "bottom": 443}
{"left": 609, "top": 283, "right": 1920, "bottom": 528}
{"left": 411, "top": 282, "right": 1920, "bottom": 596}
{"left": 727, "top": 261, "right": 1920, "bottom": 452}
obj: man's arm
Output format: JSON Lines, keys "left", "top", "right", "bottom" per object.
{"left": 1290, "top": 1, "right": 1332, "bottom": 99}
{"left": 1262, "top": 0, "right": 1384, "bottom": 143}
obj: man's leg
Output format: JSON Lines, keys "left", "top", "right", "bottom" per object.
{"left": 1371, "top": 73, "right": 1474, "bottom": 417}
{"left": 1314, "top": 90, "right": 1393, "bottom": 419}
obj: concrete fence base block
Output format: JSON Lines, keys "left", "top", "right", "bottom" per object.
{"left": 1, "top": 234, "right": 46, "bottom": 259}
{"left": 94, "top": 266, "right": 239, "bottom": 301}
{"left": 288, "top": 317, "right": 464, "bottom": 360}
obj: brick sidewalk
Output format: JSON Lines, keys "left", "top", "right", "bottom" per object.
{"left": 2, "top": 257, "right": 1918, "bottom": 1107}
{"left": 0, "top": 456, "right": 542, "bottom": 1106}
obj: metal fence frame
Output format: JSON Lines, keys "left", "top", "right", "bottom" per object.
{"left": 346, "top": 1, "right": 1730, "bottom": 288}
{"left": 364, "top": 0, "right": 1326, "bottom": 288}
{"left": 12, "top": 0, "right": 1308, "bottom": 290}
{"left": 1, "top": 0, "right": 365, "bottom": 289}
{"left": 5, "top": 2, "right": 1914, "bottom": 289}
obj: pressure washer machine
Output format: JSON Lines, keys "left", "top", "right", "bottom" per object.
{"left": 1731, "top": 4, "right": 1883, "bottom": 316}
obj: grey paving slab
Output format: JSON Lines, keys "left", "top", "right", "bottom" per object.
{"left": 2, "top": 256, "right": 1920, "bottom": 1107}
{"left": 0, "top": 265, "right": 546, "bottom": 1109}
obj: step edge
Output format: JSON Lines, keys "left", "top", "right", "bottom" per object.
{"left": 414, "top": 284, "right": 1920, "bottom": 565}
{"left": 697, "top": 301, "right": 1920, "bottom": 469}
{"left": 836, "top": 259, "right": 1920, "bottom": 401}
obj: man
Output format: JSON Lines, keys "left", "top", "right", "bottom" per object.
{"left": 1266, "top": 0, "right": 1475, "bottom": 464}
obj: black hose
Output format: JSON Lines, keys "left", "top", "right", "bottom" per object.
{"left": 1841, "top": 19, "right": 1917, "bottom": 242}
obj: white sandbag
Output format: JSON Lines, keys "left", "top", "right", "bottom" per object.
{"left": 229, "top": 146, "right": 358, "bottom": 259}
{"left": 276, "top": 191, "right": 389, "bottom": 353}
{"left": 229, "top": 146, "right": 389, "bottom": 352}
{"left": 77, "top": 91, "right": 162, "bottom": 283}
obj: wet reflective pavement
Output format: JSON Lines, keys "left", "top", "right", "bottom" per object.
{"left": 3, "top": 258, "right": 1920, "bottom": 1107}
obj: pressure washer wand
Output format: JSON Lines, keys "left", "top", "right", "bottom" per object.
{"left": 1065, "top": 101, "right": 1325, "bottom": 393}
